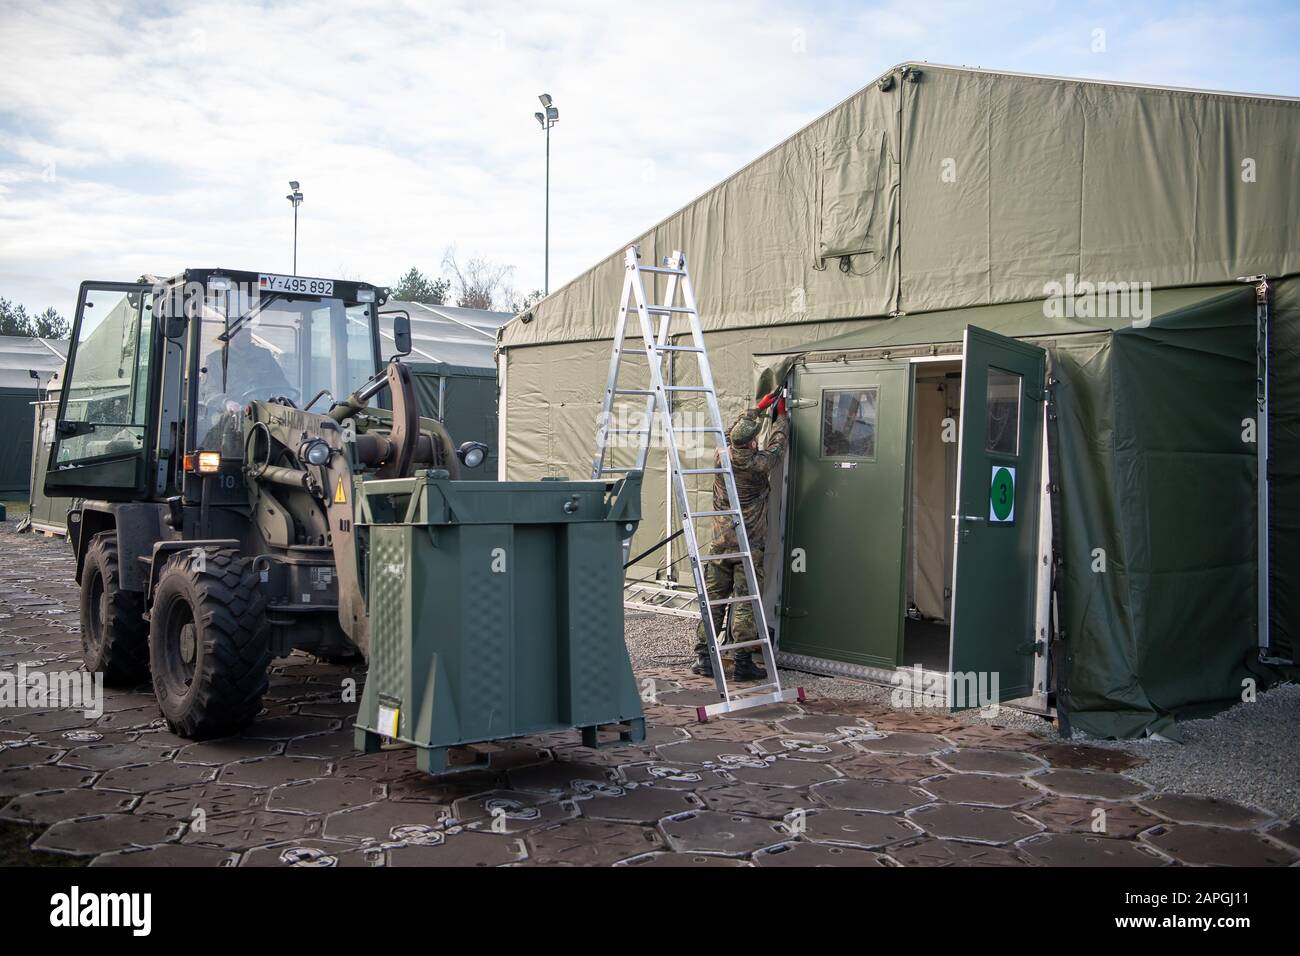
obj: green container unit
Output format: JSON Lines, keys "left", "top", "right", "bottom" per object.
{"left": 354, "top": 469, "right": 646, "bottom": 775}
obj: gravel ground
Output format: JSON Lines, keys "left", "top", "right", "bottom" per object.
{"left": 1091, "top": 681, "right": 1300, "bottom": 820}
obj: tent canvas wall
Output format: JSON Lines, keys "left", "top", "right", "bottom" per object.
{"left": 0, "top": 335, "right": 66, "bottom": 497}
{"left": 495, "top": 63, "right": 1300, "bottom": 738}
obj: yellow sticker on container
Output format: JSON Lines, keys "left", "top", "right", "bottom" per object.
{"left": 334, "top": 476, "right": 347, "bottom": 504}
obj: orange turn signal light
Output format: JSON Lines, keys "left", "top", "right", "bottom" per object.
{"left": 183, "top": 451, "right": 222, "bottom": 475}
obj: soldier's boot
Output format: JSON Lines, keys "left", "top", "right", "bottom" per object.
{"left": 691, "top": 652, "right": 714, "bottom": 677}
{"left": 732, "top": 652, "right": 766, "bottom": 681}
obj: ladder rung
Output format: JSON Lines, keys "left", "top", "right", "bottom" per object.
{"left": 679, "top": 468, "right": 727, "bottom": 475}
{"left": 655, "top": 345, "right": 704, "bottom": 353}
{"left": 640, "top": 266, "right": 685, "bottom": 276}
{"left": 644, "top": 306, "right": 693, "bottom": 314}
{"left": 732, "top": 681, "right": 781, "bottom": 696}
{"left": 698, "top": 552, "right": 747, "bottom": 562}
{"left": 675, "top": 426, "right": 724, "bottom": 434}
{"left": 689, "top": 509, "right": 740, "bottom": 518}
{"left": 614, "top": 388, "right": 654, "bottom": 396}
{"left": 663, "top": 386, "right": 710, "bottom": 393}
{"left": 600, "top": 467, "right": 637, "bottom": 474}
{"left": 619, "top": 348, "right": 648, "bottom": 355}
{"left": 707, "top": 596, "right": 760, "bottom": 609}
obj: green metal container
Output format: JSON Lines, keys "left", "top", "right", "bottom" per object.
{"left": 353, "top": 469, "right": 646, "bottom": 774}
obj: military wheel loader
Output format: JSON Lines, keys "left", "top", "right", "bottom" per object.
{"left": 46, "top": 269, "right": 645, "bottom": 773}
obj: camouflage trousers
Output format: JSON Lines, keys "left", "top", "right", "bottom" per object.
{"left": 693, "top": 546, "right": 764, "bottom": 657}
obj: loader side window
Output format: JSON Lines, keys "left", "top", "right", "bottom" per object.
{"left": 56, "top": 287, "right": 154, "bottom": 463}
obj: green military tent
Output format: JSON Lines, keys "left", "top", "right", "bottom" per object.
{"left": 494, "top": 63, "right": 1300, "bottom": 738}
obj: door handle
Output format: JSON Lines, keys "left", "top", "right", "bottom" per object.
{"left": 954, "top": 515, "right": 985, "bottom": 523}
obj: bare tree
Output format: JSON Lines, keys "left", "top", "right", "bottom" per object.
{"left": 441, "top": 247, "right": 515, "bottom": 311}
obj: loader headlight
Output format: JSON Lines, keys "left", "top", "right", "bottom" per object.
{"left": 456, "top": 441, "right": 488, "bottom": 469}
{"left": 301, "top": 439, "right": 332, "bottom": 466}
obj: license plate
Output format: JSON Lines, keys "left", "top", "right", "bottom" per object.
{"left": 258, "top": 273, "right": 334, "bottom": 296}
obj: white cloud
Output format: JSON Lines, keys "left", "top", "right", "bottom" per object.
{"left": 0, "top": 0, "right": 1296, "bottom": 314}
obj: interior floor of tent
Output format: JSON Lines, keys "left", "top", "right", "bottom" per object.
{"left": 901, "top": 359, "right": 962, "bottom": 673}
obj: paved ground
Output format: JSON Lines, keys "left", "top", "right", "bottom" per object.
{"left": 1, "top": 524, "right": 1296, "bottom": 867}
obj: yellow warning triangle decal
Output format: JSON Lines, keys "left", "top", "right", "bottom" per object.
{"left": 333, "top": 476, "right": 347, "bottom": 504}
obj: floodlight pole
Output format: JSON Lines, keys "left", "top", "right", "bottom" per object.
{"left": 536, "top": 95, "right": 559, "bottom": 296}
{"left": 286, "top": 181, "right": 304, "bottom": 275}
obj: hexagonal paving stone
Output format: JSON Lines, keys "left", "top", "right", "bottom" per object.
{"left": 0, "top": 710, "right": 96, "bottom": 734}
{"left": 810, "top": 778, "right": 934, "bottom": 814}
{"left": 655, "top": 738, "right": 764, "bottom": 768}
{"left": 1266, "top": 819, "right": 1300, "bottom": 851}
{"left": 1024, "top": 796, "right": 1160, "bottom": 839}
{"left": 96, "top": 761, "right": 215, "bottom": 793}
{"left": 218, "top": 756, "right": 332, "bottom": 787}
{"left": 617, "top": 762, "right": 733, "bottom": 791}
{"left": 243, "top": 715, "right": 341, "bottom": 739}
{"left": 386, "top": 830, "right": 528, "bottom": 866}
{"left": 888, "top": 838, "right": 1024, "bottom": 867}
{"left": 907, "top": 804, "right": 1043, "bottom": 844}
{"left": 0, "top": 786, "right": 136, "bottom": 824}
{"left": 751, "top": 735, "right": 855, "bottom": 762}
{"left": 183, "top": 810, "right": 325, "bottom": 849}
{"left": 506, "top": 759, "right": 616, "bottom": 797}
{"left": 1033, "top": 743, "right": 1143, "bottom": 772}
{"left": 283, "top": 732, "right": 363, "bottom": 760}
{"left": 579, "top": 786, "right": 702, "bottom": 824}
{"left": 59, "top": 740, "right": 176, "bottom": 770}
{"left": 687, "top": 719, "right": 774, "bottom": 742}
{"left": 1033, "top": 769, "right": 1146, "bottom": 801}
{"left": 775, "top": 715, "right": 872, "bottom": 738}
{"left": 697, "top": 783, "right": 817, "bottom": 820}
{"left": 174, "top": 737, "right": 283, "bottom": 765}
{"left": 1137, "top": 793, "right": 1273, "bottom": 829}
{"left": 91, "top": 844, "right": 238, "bottom": 867}
{"left": 834, "top": 753, "right": 942, "bottom": 783}
{"left": 326, "top": 800, "right": 449, "bottom": 842}
{"left": 921, "top": 774, "right": 1043, "bottom": 808}
{"left": 656, "top": 688, "right": 719, "bottom": 708}
{"left": 0, "top": 763, "right": 97, "bottom": 797}
{"left": 527, "top": 818, "right": 663, "bottom": 865}
{"left": 1017, "top": 833, "right": 1169, "bottom": 867}
{"left": 851, "top": 732, "right": 951, "bottom": 755}
{"left": 95, "top": 706, "right": 164, "bottom": 732}
{"left": 618, "top": 851, "right": 749, "bottom": 867}
{"left": 660, "top": 810, "right": 788, "bottom": 856}
{"left": 268, "top": 776, "right": 386, "bottom": 814}
{"left": 134, "top": 782, "right": 267, "bottom": 818}
{"left": 334, "top": 749, "right": 417, "bottom": 781}
{"left": 451, "top": 790, "right": 577, "bottom": 834}
{"left": 241, "top": 839, "right": 385, "bottom": 867}
{"left": 33, "top": 813, "right": 185, "bottom": 856}
{"left": 941, "top": 725, "right": 1046, "bottom": 751}
{"left": 726, "top": 757, "right": 841, "bottom": 789}
{"left": 935, "top": 748, "right": 1048, "bottom": 776}
{"left": 753, "top": 841, "right": 890, "bottom": 867}
{"left": 800, "top": 808, "right": 923, "bottom": 849}
{"left": 720, "top": 702, "right": 802, "bottom": 721}
{"left": 0, "top": 742, "right": 64, "bottom": 768}
{"left": 1141, "top": 824, "right": 1298, "bottom": 867}
{"left": 389, "top": 770, "right": 503, "bottom": 805}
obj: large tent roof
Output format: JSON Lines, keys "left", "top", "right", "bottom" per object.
{"left": 501, "top": 62, "right": 1300, "bottom": 350}
{"left": 379, "top": 300, "right": 509, "bottom": 368}
{"left": 0, "top": 335, "right": 66, "bottom": 391}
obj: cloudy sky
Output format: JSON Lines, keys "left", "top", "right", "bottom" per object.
{"left": 1, "top": 0, "right": 1298, "bottom": 316}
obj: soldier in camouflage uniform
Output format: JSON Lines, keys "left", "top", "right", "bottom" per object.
{"left": 693, "top": 405, "right": 789, "bottom": 681}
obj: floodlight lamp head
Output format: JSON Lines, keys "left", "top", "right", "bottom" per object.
{"left": 535, "top": 111, "right": 545, "bottom": 127}
{"left": 538, "top": 93, "right": 552, "bottom": 108}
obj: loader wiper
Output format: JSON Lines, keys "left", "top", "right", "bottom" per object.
{"left": 217, "top": 292, "right": 284, "bottom": 392}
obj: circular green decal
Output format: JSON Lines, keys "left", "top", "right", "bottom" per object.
{"left": 990, "top": 467, "right": 1015, "bottom": 521}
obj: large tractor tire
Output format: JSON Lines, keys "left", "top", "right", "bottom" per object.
{"left": 149, "top": 548, "right": 271, "bottom": 738}
{"left": 80, "top": 532, "right": 150, "bottom": 685}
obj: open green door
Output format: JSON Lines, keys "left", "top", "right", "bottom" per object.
{"left": 949, "top": 326, "right": 1046, "bottom": 706}
{"left": 781, "top": 362, "right": 910, "bottom": 670}
{"left": 45, "top": 282, "right": 156, "bottom": 500}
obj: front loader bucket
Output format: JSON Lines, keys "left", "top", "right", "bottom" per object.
{"left": 353, "top": 469, "right": 646, "bottom": 775}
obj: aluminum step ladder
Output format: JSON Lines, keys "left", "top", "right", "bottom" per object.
{"left": 593, "top": 244, "right": 803, "bottom": 719}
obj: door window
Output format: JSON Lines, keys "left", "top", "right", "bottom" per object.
{"left": 821, "top": 387, "right": 878, "bottom": 459}
{"left": 57, "top": 287, "right": 154, "bottom": 463}
{"left": 984, "top": 368, "right": 1021, "bottom": 456}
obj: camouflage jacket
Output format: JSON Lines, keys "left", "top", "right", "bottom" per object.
{"left": 709, "top": 412, "right": 789, "bottom": 550}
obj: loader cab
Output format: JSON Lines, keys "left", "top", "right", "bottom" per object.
{"left": 45, "top": 269, "right": 391, "bottom": 504}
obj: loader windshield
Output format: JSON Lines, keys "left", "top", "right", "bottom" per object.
{"left": 196, "top": 290, "right": 376, "bottom": 453}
